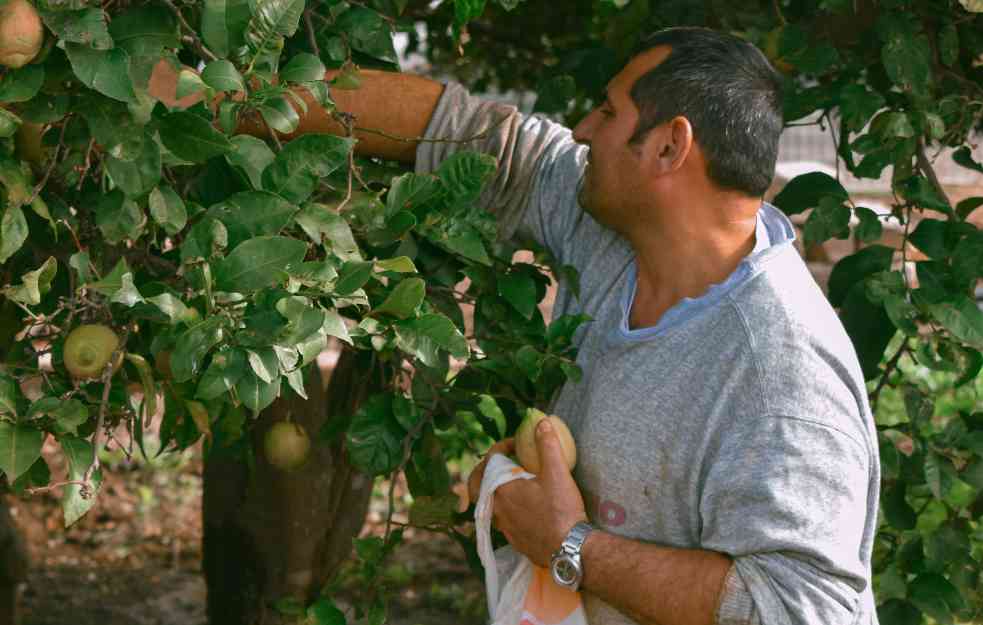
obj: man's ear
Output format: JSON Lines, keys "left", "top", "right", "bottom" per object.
{"left": 639, "top": 116, "right": 693, "bottom": 176}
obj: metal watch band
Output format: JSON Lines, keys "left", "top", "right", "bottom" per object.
{"left": 550, "top": 521, "right": 594, "bottom": 591}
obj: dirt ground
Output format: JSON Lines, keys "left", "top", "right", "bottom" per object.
{"left": 11, "top": 435, "right": 488, "bottom": 625}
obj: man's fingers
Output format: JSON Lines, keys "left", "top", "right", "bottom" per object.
{"left": 535, "top": 418, "right": 570, "bottom": 480}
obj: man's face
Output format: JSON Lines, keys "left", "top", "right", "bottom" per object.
{"left": 572, "top": 46, "right": 671, "bottom": 230}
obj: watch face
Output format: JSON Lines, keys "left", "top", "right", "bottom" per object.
{"left": 553, "top": 556, "right": 580, "bottom": 585}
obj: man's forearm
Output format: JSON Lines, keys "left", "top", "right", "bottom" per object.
{"left": 148, "top": 60, "right": 445, "bottom": 163}
{"left": 581, "top": 529, "right": 732, "bottom": 625}
{"left": 239, "top": 69, "right": 445, "bottom": 163}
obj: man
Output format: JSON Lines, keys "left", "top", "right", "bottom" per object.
{"left": 153, "top": 26, "right": 881, "bottom": 625}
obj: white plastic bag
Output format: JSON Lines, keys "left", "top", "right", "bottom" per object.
{"left": 476, "top": 453, "right": 589, "bottom": 625}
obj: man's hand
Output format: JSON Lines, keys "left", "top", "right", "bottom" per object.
{"left": 470, "top": 419, "right": 588, "bottom": 567}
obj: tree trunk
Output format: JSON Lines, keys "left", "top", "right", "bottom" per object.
{"left": 203, "top": 347, "right": 381, "bottom": 624}
{"left": 0, "top": 300, "right": 31, "bottom": 625}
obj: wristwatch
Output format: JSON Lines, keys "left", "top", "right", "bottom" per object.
{"left": 550, "top": 521, "right": 594, "bottom": 591}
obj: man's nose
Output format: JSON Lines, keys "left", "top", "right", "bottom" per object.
{"left": 572, "top": 111, "right": 596, "bottom": 145}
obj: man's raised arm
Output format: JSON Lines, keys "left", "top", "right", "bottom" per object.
{"left": 148, "top": 60, "right": 444, "bottom": 163}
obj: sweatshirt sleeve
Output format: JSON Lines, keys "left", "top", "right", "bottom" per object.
{"left": 414, "top": 82, "right": 597, "bottom": 262}
{"left": 701, "top": 415, "right": 874, "bottom": 625}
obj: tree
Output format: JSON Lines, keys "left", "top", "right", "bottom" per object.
{"left": 0, "top": 1, "right": 981, "bottom": 625}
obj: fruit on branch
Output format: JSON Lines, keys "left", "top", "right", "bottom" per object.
{"left": 263, "top": 421, "right": 311, "bottom": 471}
{"left": 515, "top": 408, "right": 577, "bottom": 474}
{"left": 0, "top": 0, "right": 43, "bottom": 69}
{"left": 63, "top": 324, "right": 122, "bottom": 381}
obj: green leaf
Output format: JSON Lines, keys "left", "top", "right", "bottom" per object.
{"left": 408, "top": 493, "right": 459, "bottom": 527}
{"left": 515, "top": 345, "right": 544, "bottom": 381}
{"left": 335, "top": 7, "right": 398, "bottom": 63}
{"left": 159, "top": 112, "right": 234, "bottom": 163}
{"left": 296, "top": 203, "right": 362, "bottom": 260}
{"left": 376, "top": 257, "right": 417, "bottom": 274}
{"left": 0, "top": 108, "right": 19, "bottom": 138}
{"left": 876, "top": 599, "right": 921, "bottom": 625}
{"left": 0, "top": 204, "right": 28, "bottom": 264}
{"left": 839, "top": 282, "right": 895, "bottom": 380}
{"left": 953, "top": 146, "right": 983, "bottom": 174}
{"left": 0, "top": 423, "right": 43, "bottom": 483}
{"left": 909, "top": 573, "right": 962, "bottom": 624}
{"left": 175, "top": 69, "right": 208, "bottom": 100}
{"left": 385, "top": 173, "right": 442, "bottom": 218}
{"left": 803, "top": 197, "right": 850, "bottom": 247}
{"left": 202, "top": 60, "right": 246, "bottom": 92}
{"left": 171, "top": 317, "right": 225, "bottom": 383}
{"left": 38, "top": 8, "right": 113, "bottom": 50}
{"left": 246, "top": 348, "right": 279, "bottom": 384}
{"left": 65, "top": 43, "right": 137, "bottom": 103}
{"left": 307, "top": 598, "right": 346, "bottom": 625}
{"left": 77, "top": 94, "right": 143, "bottom": 161}
{"left": 60, "top": 436, "right": 102, "bottom": 527}
{"left": 444, "top": 227, "right": 491, "bottom": 265}
{"left": 0, "top": 376, "right": 17, "bottom": 417}
{"left": 201, "top": 0, "right": 252, "bottom": 58}
{"left": 108, "top": 4, "right": 179, "bottom": 56}
{"left": 880, "top": 17, "right": 933, "bottom": 97}
{"left": 244, "top": 0, "right": 306, "bottom": 62}
{"left": 258, "top": 95, "right": 300, "bottom": 134}
{"left": 105, "top": 132, "right": 162, "bottom": 198}
{"left": 110, "top": 273, "right": 144, "bottom": 307}
{"left": 437, "top": 152, "right": 497, "bottom": 202}
{"left": 900, "top": 176, "right": 951, "bottom": 214}
{"left": 0, "top": 64, "right": 44, "bottom": 103}
{"left": 96, "top": 191, "right": 145, "bottom": 243}
{"left": 373, "top": 277, "right": 425, "bottom": 319}
{"left": 335, "top": 260, "right": 375, "bottom": 295}
{"left": 477, "top": 394, "right": 507, "bottom": 439}
{"left": 952, "top": 231, "right": 983, "bottom": 283}
{"left": 882, "top": 483, "right": 917, "bottom": 530}
{"left": 956, "top": 196, "right": 983, "bottom": 221}
{"left": 280, "top": 53, "right": 326, "bottom": 83}
{"left": 3, "top": 257, "right": 57, "bottom": 305}
{"left": 261, "top": 135, "right": 355, "bottom": 204}
{"left": 397, "top": 314, "right": 469, "bottom": 360}
{"left": 827, "top": 245, "right": 895, "bottom": 308}
{"left": 226, "top": 135, "right": 276, "bottom": 190}
{"left": 196, "top": 349, "right": 248, "bottom": 400}
{"left": 214, "top": 236, "right": 309, "bottom": 292}
{"left": 498, "top": 269, "right": 538, "bottom": 320}
{"left": 909, "top": 218, "right": 950, "bottom": 259}
{"left": 927, "top": 297, "right": 983, "bottom": 348}
{"left": 124, "top": 354, "right": 156, "bottom": 424}
{"left": 838, "top": 83, "right": 885, "bottom": 133}
{"left": 148, "top": 185, "right": 188, "bottom": 235}
{"left": 853, "top": 207, "right": 883, "bottom": 244}
{"left": 534, "top": 74, "right": 577, "bottom": 114}
{"left": 772, "top": 172, "right": 849, "bottom": 216}
{"left": 85, "top": 258, "right": 130, "bottom": 297}
{"left": 346, "top": 394, "right": 405, "bottom": 476}
{"left": 206, "top": 190, "right": 298, "bottom": 246}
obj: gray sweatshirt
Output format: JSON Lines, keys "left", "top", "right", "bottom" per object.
{"left": 416, "top": 82, "right": 881, "bottom": 625}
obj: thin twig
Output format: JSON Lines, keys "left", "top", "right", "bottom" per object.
{"left": 915, "top": 138, "right": 951, "bottom": 211}
{"left": 385, "top": 412, "right": 434, "bottom": 540}
{"left": 304, "top": 9, "right": 321, "bottom": 58}
{"left": 870, "top": 338, "right": 910, "bottom": 411}
{"left": 260, "top": 115, "right": 284, "bottom": 151}
{"left": 26, "top": 120, "right": 69, "bottom": 205}
{"left": 75, "top": 138, "right": 96, "bottom": 191}
{"left": 81, "top": 329, "right": 128, "bottom": 492}
{"left": 24, "top": 479, "right": 90, "bottom": 496}
{"left": 164, "top": 0, "right": 219, "bottom": 61}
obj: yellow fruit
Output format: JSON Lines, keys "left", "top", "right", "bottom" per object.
{"left": 0, "top": 0, "right": 43, "bottom": 69}
{"left": 63, "top": 324, "right": 122, "bottom": 380}
{"left": 263, "top": 421, "right": 311, "bottom": 471}
{"left": 515, "top": 408, "right": 576, "bottom": 474}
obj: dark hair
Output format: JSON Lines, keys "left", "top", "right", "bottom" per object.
{"left": 628, "top": 27, "right": 784, "bottom": 197}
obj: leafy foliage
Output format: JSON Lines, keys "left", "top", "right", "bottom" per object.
{"left": 1, "top": 0, "right": 983, "bottom": 623}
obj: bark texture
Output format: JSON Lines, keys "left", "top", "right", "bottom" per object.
{"left": 203, "top": 347, "right": 381, "bottom": 624}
